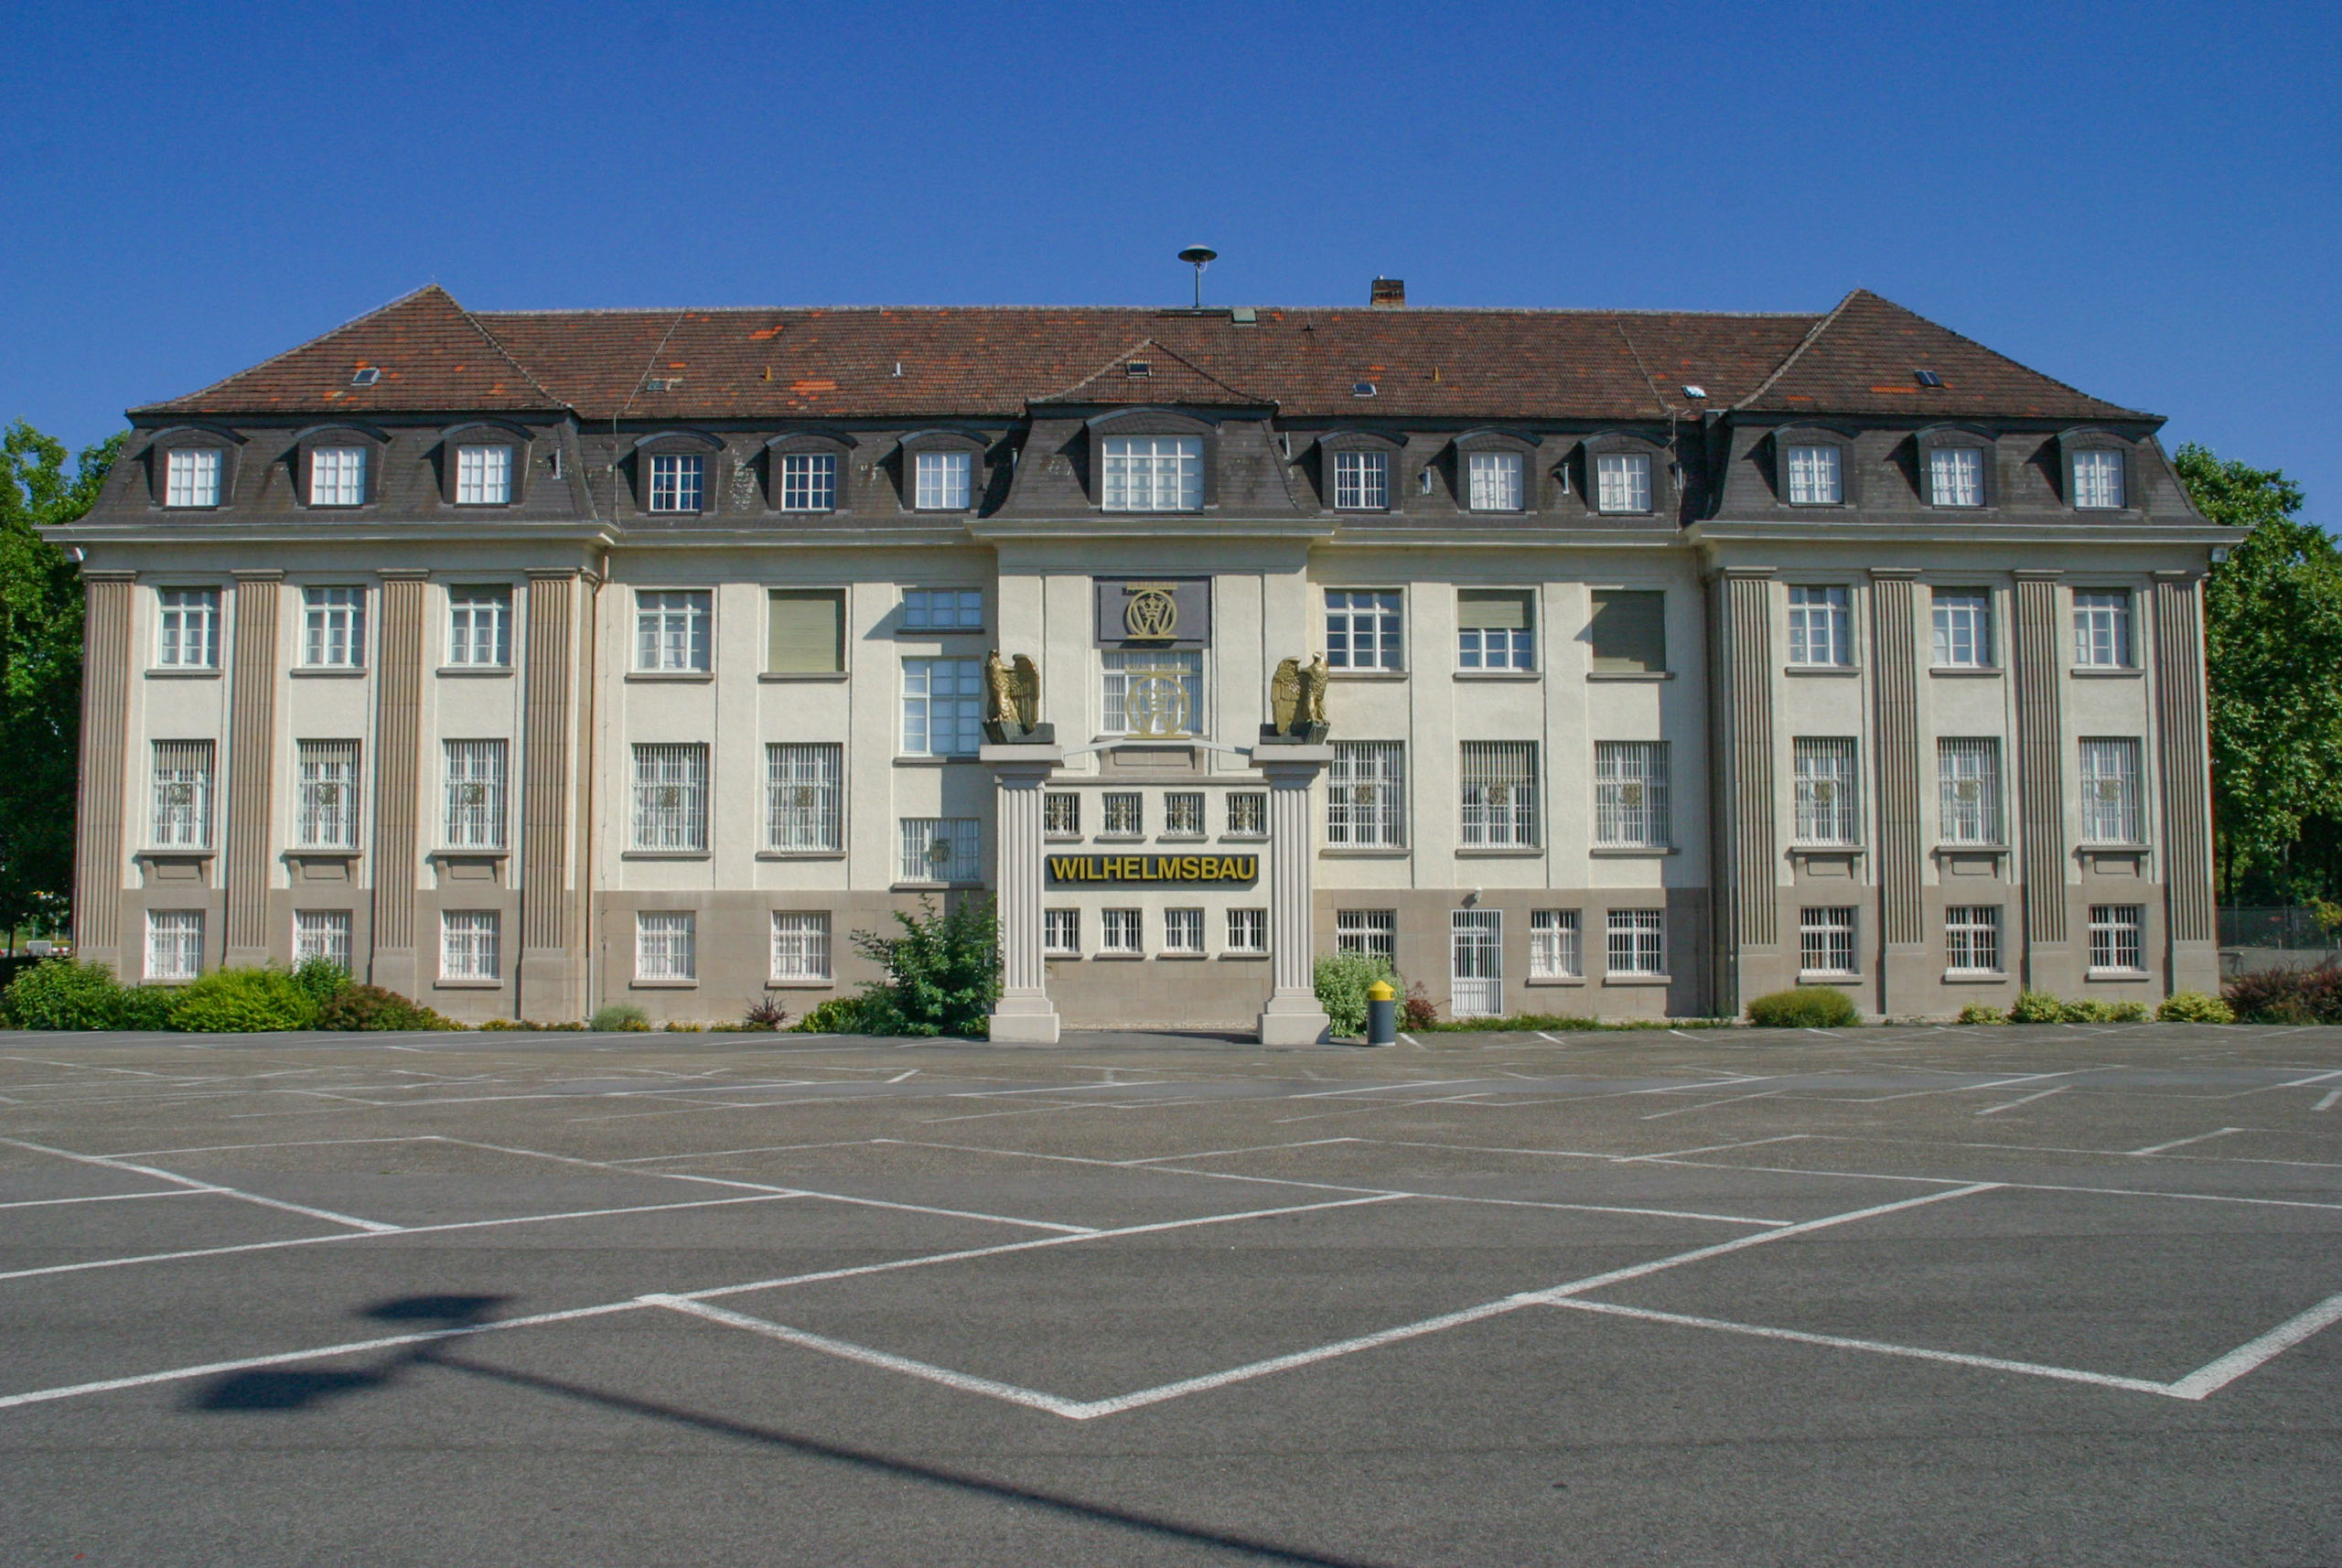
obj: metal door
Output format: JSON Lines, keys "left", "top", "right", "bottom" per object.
{"left": 1451, "top": 909, "right": 1503, "bottom": 1017}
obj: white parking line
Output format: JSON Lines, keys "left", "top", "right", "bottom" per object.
{"left": 1975, "top": 1086, "right": 2069, "bottom": 1116}
{"left": 2129, "top": 1128, "right": 2244, "bottom": 1157}
{"left": 0, "top": 1136, "right": 397, "bottom": 1233}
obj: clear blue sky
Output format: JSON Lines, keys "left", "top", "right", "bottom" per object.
{"left": 5, "top": 0, "right": 2336, "bottom": 515}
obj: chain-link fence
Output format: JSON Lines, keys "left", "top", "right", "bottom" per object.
{"left": 2218, "top": 908, "right": 2342, "bottom": 951}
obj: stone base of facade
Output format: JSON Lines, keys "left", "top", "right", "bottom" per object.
{"left": 987, "top": 993, "right": 1061, "bottom": 1044}
{"left": 1258, "top": 994, "right": 1332, "bottom": 1045}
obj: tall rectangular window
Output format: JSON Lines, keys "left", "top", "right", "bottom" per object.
{"left": 767, "top": 590, "right": 843, "bottom": 673}
{"left": 1595, "top": 452, "right": 1651, "bottom": 513}
{"left": 1226, "top": 908, "right": 1267, "bottom": 954}
{"left": 1928, "top": 447, "right": 1983, "bottom": 508}
{"left": 1794, "top": 738, "right": 1860, "bottom": 844}
{"left": 1044, "top": 792, "right": 1080, "bottom": 839}
{"left": 1938, "top": 738, "right": 2003, "bottom": 845}
{"left": 1331, "top": 449, "right": 1390, "bottom": 510}
{"left": 1530, "top": 909, "right": 1582, "bottom": 980}
{"left": 294, "top": 909, "right": 351, "bottom": 972}
{"left": 648, "top": 453, "right": 704, "bottom": 512}
{"left": 899, "top": 817, "right": 981, "bottom": 883}
{"left": 145, "top": 909, "right": 204, "bottom": 981}
{"left": 1328, "top": 742, "right": 1406, "bottom": 847}
{"left": 303, "top": 586, "right": 366, "bottom": 667}
{"left": 2073, "top": 590, "right": 2133, "bottom": 668}
{"left": 150, "top": 740, "right": 213, "bottom": 848}
{"left": 1606, "top": 909, "right": 1666, "bottom": 976}
{"left": 1325, "top": 589, "right": 1403, "bottom": 671}
{"left": 156, "top": 588, "right": 220, "bottom": 669}
{"left": 632, "top": 743, "right": 709, "bottom": 851}
{"left": 901, "top": 657, "right": 983, "bottom": 756}
{"left": 1785, "top": 444, "right": 1842, "bottom": 504}
{"left": 455, "top": 445, "right": 512, "bottom": 505}
{"left": 1588, "top": 589, "right": 1667, "bottom": 674}
{"left": 1945, "top": 906, "right": 2001, "bottom": 973}
{"left": 447, "top": 586, "right": 511, "bottom": 667}
{"left": 1787, "top": 585, "right": 1851, "bottom": 667}
{"left": 771, "top": 912, "right": 833, "bottom": 981}
{"left": 1457, "top": 589, "right": 1533, "bottom": 671}
{"left": 914, "top": 450, "right": 972, "bottom": 510}
{"left": 1101, "top": 792, "right": 1143, "bottom": 837}
{"left": 1336, "top": 909, "right": 1397, "bottom": 963}
{"left": 2079, "top": 737, "right": 2144, "bottom": 844}
{"left": 903, "top": 588, "right": 983, "bottom": 629}
{"left": 1100, "top": 908, "right": 1143, "bottom": 955}
{"left": 295, "top": 740, "right": 360, "bottom": 850}
{"left": 309, "top": 446, "right": 367, "bottom": 506}
{"left": 766, "top": 743, "right": 842, "bottom": 852}
{"left": 441, "top": 911, "right": 500, "bottom": 982}
{"left": 166, "top": 448, "right": 221, "bottom": 508}
{"left": 1101, "top": 650, "right": 1204, "bottom": 737}
{"left": 637, "top": 912, "right": 697, "bottom": 981}
{"left": 2089, "top": 905, "right": 2145, "bottom": 972}
{"left": 635, "top": 590, "right": 711, "bottom": 671}
{"left": 1043, "top": 908, "right": 1081, "bottom": 957}
{"left": 1466, "top": 451, "right": 1523, "bottom": 511}
{"left": 1101, "top": 435, "right": 1202, "bottom": 511}
{"left": 779, "top": 452, "right": 837, "bottom": 511}
{"left": 1799, "top": 907, "right": 1857, "bottom": 976}
{"left": 1163, "top": 908, "right": 1205, "bottom": 955}
{"left": 444, "top": 740, "right": 510, "bottom": 849}
{"left": 2072, "top": 449, "right": 2125, "bottom": 510}
{"left": 1163, "top": 792, "right": 1205, "bottom": 837}
{"left": 1460, "top": 741, "right": 1539, "bottom": 847}
{"left": 1227, "top": 791, "right": 1266, "bottom": 837}
{"left": 1594, "top": 741, "right": 1669, "bottom": 848}
{"left": 1931, "top": 589, "right": 1992, "bottom": 668}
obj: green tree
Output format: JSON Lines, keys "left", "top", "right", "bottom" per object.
{"left": 0, "top": 423, "right": 122, "bottom": 940}
{"left": 2181, "top": 443, "right": 2342, "bottom": 903}
{"left": 848, "top": 896, "right": 1001, "bottom": 1037}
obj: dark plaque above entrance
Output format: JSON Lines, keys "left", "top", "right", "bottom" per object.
{"left": 1093, "top": 578, "right": 1211, "bottom": 650}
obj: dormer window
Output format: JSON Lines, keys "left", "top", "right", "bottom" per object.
{"left": 1333, "top": 449, "right": 1390, "bottom": 510}
{"left": 309, "top": 446, "right": 367, "bottom": 507}
{"left": 1928, "top": 446, "right": 1984, "bottom": 508}
{"left": 1101, "top": 435, "right": 1201, "bottom": 511}
{"left": 456, "top": 445, "right": 512, "bottom": 505}
{"left": 779, "top": 451, "right": 837, "bottom": 512}
{"left": 1466, "top": 451, "right": 1523, "bottom": 511}
{"left": 2072, "top": 448, "right": 2125, "bottom": 510}
{"left": 1785, "top": 444, "right": 1842, "bottom": 505}
{"left": 1595, "top": 453, "right": 1652, "bottom": 514}
{"left": 166, "top": 449, "right": 221, "bottom": 508}
{"left": 914, "top": 449, "right": 972, "bottom": 510}
{"left": 649, "top": 454, "right": 704, "bottom": 512}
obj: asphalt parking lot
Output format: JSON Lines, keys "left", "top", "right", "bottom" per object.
{"left": 4, "top": 1021, "right": 2341, "bottom": 1567}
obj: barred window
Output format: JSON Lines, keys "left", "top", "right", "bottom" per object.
{"left": 455, "top": 445, "right": 512, "bottom": 505}
{"left": 2089, "top": 905, "right": 2144, "bottom": 972}
{"left": 899, "top": 817, "right": 981, "bottom": 883}
{"left": 1100, "top": 908, "right": 1143, "bottom": 954}
{"left": 903, "top": 588, "right": 983, "bottom": 629}
{"left": 1931, "top": 589, "right": 1992, "bottom": 668}
{"left": 294, "top": 909, "right": 351, "bottom": 972}
{"left": 303, "top": 586, "right": 366, "bottom": 667}
{"left": 771, "top": 912, "right": 832, "bottom": 981}
{"left": 150, "top": 740, "right": 213, "bottom": 849}
{"left": 1466, "top": 451, "right": 1523, "bottom": 511}
{"left": 1044, "top": 908, "right": 1081, "bottom": 957}
{"left": 631, "top": 743, "right": 708, "bottom": 851}
{"left": 1101, "top": 650, "right": 1203, "bottom": 737}
{"left": 444, "top": 740, "right": 509, "bottom": 849}
{"left": 309, "top": 446, "right": 367, "bottom": 506}
{"left": 1460, "top": 741, "right": 1539, "bottom": 847}
{"left": 1227, "top": 791, "right": 1266, "bottom": 837}
{"left": 2072, "top": 449, "right": 2125, "bottom": 510}
{"left": 1530, "top": 909, "right": 1582, "bottom": 979}
{"left": 1101, "top": 792, "right": 1142, "bottom": 837}
{"left": 156, "top": 588, "right": 220, "bottom": 669}
{"left": 1794, "top": 738, "right": 1860, "bottom": 845}
{"left": 779, "top": 452, "right": 837, "bottom": 511}
{"left": 766, "top": 744, "right": 842, "bottom": 852}
{"left": 440, "top": 910, "right": 500, "bottom": 981}
{"left": 1337, "top": 908, "right": 1397, "bottom": 963}
{"left": 1606, "top": 909, "right": 1666, "bottom": 976}
{"left": 1044, "top": 792, "right": 1080, "bottom": 839}
{"left": 295, "top": 740, "right": 360, "bottom": 849}
{"left": 1163, "top": 908, "right": 1205, "bottom": 955}
{"left": 914, "top": 450, "right": 972, "bottom": 510}
{"left": 1788, "top": 585, "right": 1850, "bottom": 667}
{"left": 145, "top": 909, "right": 203, "bottom": 982}
{"left": 1326, "top": 588, "right": 1403, "bottom": 671}
{"left": 1332, "top": 449, "right": 1390, "bottom": 510}
{"left": 1938, "top": 738, "right": 2003, "bottom": 845}
{"left": 648, "top": 453, "right": 704, "bottom": 512}
{"left": 1928, "top": 446, "right": 1983, "bottom": 508}
{"left": 1946, "top": 906, "right": 2001, "bottom": 973}
{"left": 1226, "top": 908, "right": 1268, "bottom": 954}
{"left": 1328, "top": 741, "right": 1406, "bottom": 847}
{"left": 636, "top": 912, "right": 697, "bottom": 982}
{"left": 447, "top": 586, "right": 511, "bottom": 667}
{"left": 166, "top": 447, "right": 221, "bottom": 508}
{"left": 1799, "top": 907, "right": 1857, "bottom": 976}
{"left": 1164, "top": 791, "right": 1205, "bottom": 837}
{"left": 2079, "top": 737, "right": 2143, "bottom": 844}
{"left": 901, "top": 657, "right": 983, "bottom": 756}
{"left": 1101, "top": 435, "right": 1202, "bottom": 511}
{"left": 1785, "top": 444, "right": 1842, "bottom": 504}
{"left": 1457, "top": 589, "right": 1533, "bottom": 671}
{"left": 1595, "top": 452, "right": 1651, "bottom": 513}
{"left": 1594, "top": 741, "right": 1669, "bottom": 848}
{"left": 2073, "top": 590, "right": 2133, "bottom": 668}
{"left": 635, "top": 590, "right": 711, "bottom": 671}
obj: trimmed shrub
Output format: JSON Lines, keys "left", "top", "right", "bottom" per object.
{"left": 793, "top": 995, "right": 869, "bottom": 1034}
{"left": 2009, "top": 990, "right": 2065, "bottom": 1023}
{"left": 2108, "top": 1001, "right": 2150, "bottom": 1022}
{"left": 850, "top": 897, "right": 1001, "bottom": 1038}
{"left": 2225, "top": 964, "right": 2342, "bottom": 1025}
{"left": 290, "top": 956, "right": 350, "bottom": 1006}
{"left": 1746, "top": 988, "right": 1859, "bottom": 1028}
{"left": 2158, "top": 990, "right": 2235, "bottom": 1025}
{"left": 587, "top": 1004, "right": 650, "bottom": 1032}
{"left": 169, "top": 967, "right": 320, "bottom": 1033}
{"left": 663, "top": 1021, "right": 705, "bottom": 1033}
{"left": 317, "top": 984, "right": 441, "bottom": 1031}
{"left": 2, "top": 959, "right": 126, "bottom": 1029}
{"left": 1314, "top": 950, "right": 1394, "bottom": 1036}
{"left": 117, "top": 986, "right": 182, "bottom": 1030}
{"left": 1957, "top": 1002, "right": 2008, "bottom": 1025}
{"left": 2058, "top": 998, "right": 2148, "bottom": 1023}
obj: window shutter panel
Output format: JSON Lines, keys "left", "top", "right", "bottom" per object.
{"left": 1589, "top": 590, "right": 1666, "bottom": 673}
{"left": 1459, "top": 589, "right": 1530, "bottom": 631}
{"left": 768, "top": 591, "right": 843, "bottom": 672}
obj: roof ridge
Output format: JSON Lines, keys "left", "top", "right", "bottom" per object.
{"left": 133, "top": 283, "right": 466, "bottom": 413}
{"left": 1730, "top": 288, "right": 1861, "bottom": 413}
{"left": 1837, "top": 288, "right": 2151, "bottom": 420}
{"left": 467, "top": 303, "right": 1830, "bottom": 321}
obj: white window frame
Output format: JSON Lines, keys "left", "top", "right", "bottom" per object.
{"left": 1456, "top": 590, "right": 1534, "bottom": 671}
{"left": 1225, "top": 908, "right": 1268, "bottom": 955}
{"left": 1328, "top": 741, "right": 1406, "bottom": 848}
{"left": 1931, "top": 589, "right": 1993, "bottom": 668}
{"left": 1529, "top": 909, "right": 1582, "bottom": 980}
{"left": 770, "top": 912, "right": 833, "bottom": 981}
{"left": 1099, "top": 908, "right": 1143, "bottom": 955}
{"left": 455, "top": 445, "right": 513, "bottom": 506}
{"left": 1163, "top": 791, "right": 1205, "bottom": 838}
{"left": 1794, "top": 737, "right": 1861, "bottom": 846}
{"left": 1799, "top": 907, "right": 1858, "bottom": 977}
{"left": 1043, "top": 908, "right": 1081, "bottom": 957}
{"left": 440, "top": 910, "right": 500, "bottom": 982}
{"left": 766, "top": 743, "right": 843, "bottom": 852}
{"left": 309, "top": 446, "right": 367, "bottom": 507}
{"left": 902, "top": 657, "right": 984, "bottom": 756}
{"left": 648, "top": 453, "right": 704, "bottom": 512}
{"left": 2072, "top": 449, "right": 2125, "bottom": 510}
{"left": 1594, "top": 741, "right": 1669, "bottom": 849}
{"left": 1336, "top": 908, "right": 1397, "bottom": 963}
{"left": 1466, "top": 450, "right": 1523, "bottom": 511}
{"left": 1785, "top": 444, "right": 1842, "bottom": 505}
{"left": 2073, "top": 590, "right": 2133, "bottom": 669}
{"left": 1787, "top": 585, "right": 1851, "bottom": 667}
{"left": 1928, "top": 446, "right": 1984, "bottom": 508}
{"left": 1044, "top": 792, "right": 1080, "bottom": 839}
{"left": 150, "top": 740, "right": 213, "bottom": 849}
{"left": 1459, "top": 741, "right": 1539, "bottom": 848}
{"left": 295, "top": 740, "right": 360, "bottom": 850}
{"left": 634, "top": 590, "right": 711, "bottom": 672}
{"left": 1101, "top": 435, "right": 1202, "bottom": 512}
{"left": 914, "top": 450, "right": 972, "bottom": 510}
{"left": 166, "top": 448, "right": 222, "bottom": 508}
{"left": 903, "top": 588, "right": 983, "bottom": 629}
{"left": 156, "top": 587, "right": 220, "bottom": 669}
{"left": 1595, "top": 452, "right": 1652, "bottom": 514}
{"left": 1325, "top": 589, "right": 1403, "bottom": 671}
{"left": 1227, "top": 791, "right": 1266, "bottom": 838}
{"left": 1331, "top": 449, "right": 1390, "bottom": 510}
{"left": 631, "top": 743, "right": 709, "bottom": 852}
{"left": 447, "top": 586, "right": 512, "bottom": 668}
{"left": 898, "top": 817, "right": 981, "bottom": 884}
{"left": 1101, "top": 792, "right": 1142, "bottom": 837}
{"left": 145, "top": 910, "right": 205, "bottom": 982}
{"left": 1937, "top": 738, "right": 2003, "bottom": 845}
{"left": 302, "top": 585, "right": 366, "bottom": 668}
{"left": 1606, "top": 909, "right": 1666, "bottom": 977}
{"left": 1945, "top": 906, "right": 2001, "bottom": 974}
{"left": 294, "top": 909, "right": 352, "bottom": 972}
{"left": 779, "top": 451, "right": 838, "bottom": 512}
{"left": 2088, "top": 905, "right": 2145, "bottom": 973}
{"left": 2079, "top": 737, "right": 2144, "bottom": 845}
{"left": 636, "top": 911, "right": 697, "bottom": 983}
{"left": 1163, "top": 908, "right": 1206, "bottom": 956}
{"left": 444, "top": 739, "right": 510, "bottom": 850}
{"left": 1101, "top": 650, "right": 1204, "bottom": 738}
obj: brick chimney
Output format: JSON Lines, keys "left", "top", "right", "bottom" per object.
{"left": 1370, "top": 276, "right": 1405, "bottom": 308}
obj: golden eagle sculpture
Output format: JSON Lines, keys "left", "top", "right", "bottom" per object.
{"left": 983, "top": 650, "right": 1047, "bottom": 743}
{"left": 1265, "top": 655, "right": 1330, "bottom": 742}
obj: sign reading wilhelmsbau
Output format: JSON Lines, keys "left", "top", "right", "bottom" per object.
{"left": 1046, "top": 854, "right": 1260, "bottom": 886}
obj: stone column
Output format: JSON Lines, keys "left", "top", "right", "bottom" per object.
{"left": 1709, "top": 569, "right": 1780, "bottom": 1011}
{"left": 72, "top": 572, "right": 136, "bottom": 972}
{"left": 369, "top": 571, "right": 428, "bottom": 995}
{"left": 224, "top": 571, "right": 283, "bottom": 967}
{"left": 1256, "top": 745, "right": 1334, "bottom": 1045}
{"left": 983, "top": 745, "right": 1064, "bottom": 1044}
{"left": 2153, "top": 571, "right": 2218, "bottom": 993}
{"left": 520, "top": 570, "right": 584, "bottom": 1020}
{"left": 1870, "top": 570, "right": 1925, "bottom": 1015}
{"left": 2012, "top": 571, "right": 2071, "bottom": 990}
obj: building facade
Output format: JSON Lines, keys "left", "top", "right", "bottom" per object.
{"left": 49, "top": 284, "right": 2225, "bottom": 1037}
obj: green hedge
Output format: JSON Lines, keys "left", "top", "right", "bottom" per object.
{"left": 1746, "top": 988, "right": 1859, "bottom": 1028}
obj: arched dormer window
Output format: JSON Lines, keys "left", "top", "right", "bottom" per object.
{"left": 1769, "top": 424, "right": 1858, "bottom": 509}
{"left": 1089, "top": 409, "right": 1217, "bottom": 512}
{"left": 1915, "top": 424, "right": 1996, "bottom": 510}
{"left": 763, "top": 430, "right": 855, "bottom": 514}
{"left": 2057, "top": 428, "right": 2133, "bottom": 511}
{"left": 1451, "top": 429, "right": 1538, "bottom": 513}
{"left": 438, "top": 421, "right": 533, "bottom": 508}
{"left": 292, "top": 424, "right": 389, "bottom": 510}
{"left": 631, "top": 430, "right": 724, "bottom": 516}
{"left": 1577, "top": 430, "right": 1670, "bottom": 517}
{"left": 1313, "top": 429, "right": 1406, "bottom": 514}
{"left": 896, "top": 430, "right": 989, "bottom": 513}
{"left": 145, "top": 424, "right": 243, "bottom": 510}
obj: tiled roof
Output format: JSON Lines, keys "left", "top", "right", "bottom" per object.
{"left": 134, "top": 287, "right": 2151, "bottom": 424}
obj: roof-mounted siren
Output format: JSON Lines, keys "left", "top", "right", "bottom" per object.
{"left": 1178, "top": 246, "right": 1218, "bottom": 309}
{"left": 1370, "top": 276, "right": 1405, "bottom": 308}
